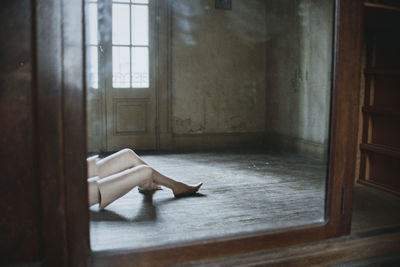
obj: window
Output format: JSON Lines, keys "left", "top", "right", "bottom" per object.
{"left": 87, "top": 0, "right": 99, "bottom": 89}
{"left": 112, "top": 0, "right": 149, "bottom": 88}
{"left": 86, "top": 0, "right": 150, "bottom": 89}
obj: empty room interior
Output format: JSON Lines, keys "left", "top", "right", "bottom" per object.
{"left": 2, "top": 0, "right": 400, "bottom": 265}
{"left": 85, "top": 0, "right": 400, "bottom": 252}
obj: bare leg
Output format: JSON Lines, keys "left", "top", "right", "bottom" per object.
{"left": 150, "top": 169, "right": 202, "bottom": 197}
{"left": 88, "top": 176, "right": 100, "bottom": 206}
{"left": 88, "top": 165, "right": 153, "bottom": 209}
{"left": 97, "top": 165, "right": 153, "bottom": 209}
{"left": 87, "top": 149, "right": 202, "bottom": 209}
{"left": 96, "top": 149, "right": 146, "bottom": 178}
{"left": 87, "top": 155, "right": 99, "bottom": 177}
{"left": 88, "top": 165, "right": 202, "bottom": 209}
{"left": 94, "top": 148, "right": 202, "bottom": 194}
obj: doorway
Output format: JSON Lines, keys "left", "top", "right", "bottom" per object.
{"left": 87, "top": 0, "right": 157, "bottom": 152}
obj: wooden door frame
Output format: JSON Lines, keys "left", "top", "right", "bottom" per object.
{"left": 35, "top": 0, "right": 363, "bottom": 265}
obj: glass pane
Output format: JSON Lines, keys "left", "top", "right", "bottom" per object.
{"left": 131, "top": 5, "right": 148, "bottom": 45}
{"left": 131, "top": 47, "right": 149, "bottom": 88}
{"left": 113, "top": 46, "right": 130, "bottom": 88}
{"left": 87, "top": 0, "right": 336, "bottom": 253}
{"left": 113, "top": 0, "right": 130, "bottom": 3}
{"left": 112, "top": 3, "right": 130, "bottom": 45}
{"left": 88, "top": 46, "right": 98, "bottom": 89}
{"left": 131, "top": 0, "right": 149, "bottom": 4}
{"left": 87, "top": 3, "right": 97, "bottom": 45}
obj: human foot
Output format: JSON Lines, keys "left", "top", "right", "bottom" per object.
{"left": 173, "top": 182, "right": 203, "bottom": 197}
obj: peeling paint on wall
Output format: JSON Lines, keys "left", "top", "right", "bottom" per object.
{"left": 171, "top": 0, "right": 333, "bottom": 159}
{"left": 265, "top": 0, "right": 334, "bottom": 152}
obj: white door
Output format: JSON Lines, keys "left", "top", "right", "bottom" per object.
{"left": 87, "top": 0, "right": 156, "bottom": 152}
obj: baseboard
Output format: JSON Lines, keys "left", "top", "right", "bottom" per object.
{"left": 180, "top": 227, "right": 400, "bottom": 266}
{"left": 264, "top": 133, "right": 328, "bottom": 160}
{"left": 170, "top": 132, "right": 265, "bottom": 151}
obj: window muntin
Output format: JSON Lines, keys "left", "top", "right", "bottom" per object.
{"left": 112, "top": 0, "right": 149, "bottom": 88}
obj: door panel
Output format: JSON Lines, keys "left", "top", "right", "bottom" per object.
{"left": 87, "top": 0, "right": 156, "bottom": 152}
{"left": 106, "top": 0, "right": 156, "bottom": 151}
{"left": 107, "top": 96, "right": 155, "bottom": 150}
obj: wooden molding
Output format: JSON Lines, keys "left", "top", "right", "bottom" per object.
{"left": 171, "top": 132, "right": 265, "bottom": 151}
{"left": 180, "top": 227, "right": 400, "bottom": 266}
{"left": 364, "top": 2, "right": 400, "bottom": 12}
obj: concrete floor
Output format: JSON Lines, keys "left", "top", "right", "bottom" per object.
{"left": 90, "top": 150, "right": 327, "bottom": 251}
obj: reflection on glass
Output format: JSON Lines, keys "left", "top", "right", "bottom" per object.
{"left": 132, "top": 47, "right": 149, "bottom": 88}
{"left": 86, "top": 1, "right": 98, "bottom": 89}
{"left": 88, "top": 47, "right": 98, "bottom": 89}
{"left": 111, "top": 1, "right": 149, "bottom": 88}
{"left": 132, "top": 5, "right": 148, "bottom": 45}
{"left": 88, "top": 3, "right": 98, "bottom": 45}
{"left": 113, "top": 46, "right": 130, "bottom": 88}
{"left": 112, "top": 3, "right": 130, "bottom": 45}
{"left": 86, "top": 0, "right": 335, "bottom": 252}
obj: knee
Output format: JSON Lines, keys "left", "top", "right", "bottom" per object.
{"left": 139, "top": 165, "right": 153, "bottom": 178}
{"left": 121, "top": 148, "right": 138, "bottom": 161}
{"left": 116, "top": 148, "right": 134, "bottom": 163}
{"left": 120, "top": 148, "right": 135, "bottom": 157}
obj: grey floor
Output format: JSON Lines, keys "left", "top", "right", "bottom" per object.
{"left": 90, "top": 150, "right": 327, "bottom": 251}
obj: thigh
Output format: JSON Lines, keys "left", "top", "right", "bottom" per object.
{"left": 97, "top": 149, "right": 145, "bottom": 178}
{"left": 87, "top": 155, "right": 99, "bottom": 178}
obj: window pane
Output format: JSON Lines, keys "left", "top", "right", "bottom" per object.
{"left": 132, "top": 47, "right": 149, "bottom": 88}
{"left": 131, "top": 0, "right": 149, "bottom": 4}
{"left": 113, "top": 0, "right": 130, "bottom": 3}
{"left": 88, "top": 46, "right": 98, "bottom": 89}
{"left": 88, "top": 3, "right": 97, "bottom": 45}
{"left": 113, "top": 46, "right": 130, "bottom": 88}
{"left": 112, "top": 4, "right": 130, "bottom": 45}
{"left": 131, "top": 5, "right": 148, "bottom": 45}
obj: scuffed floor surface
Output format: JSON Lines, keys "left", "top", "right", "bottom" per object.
{"left": 90, "top": 151, "right": 327, "bottom": 251}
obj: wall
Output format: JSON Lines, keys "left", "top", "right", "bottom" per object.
{"left": 171, "top": 0, "right": 267, "bottom": 135}
{"left": 169, "top": 0, "right": 333, "bottom": 156}
{"left": 264, "top": 0, "right": 334, "bottom": 159}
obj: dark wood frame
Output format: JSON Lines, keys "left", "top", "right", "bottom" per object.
{"left": 34, "top": 0, "right": 89, "bottom": 265}
{"left": 356, "top": 2, "right": 400, "bottom": 196}
{"left": 34, "top": 0, "right": 363, "bottom": 265}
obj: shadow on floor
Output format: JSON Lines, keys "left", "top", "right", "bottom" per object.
{"left": 90, "top": 191, "right": 206, "bottom": 222}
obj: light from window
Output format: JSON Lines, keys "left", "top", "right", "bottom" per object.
{"left": 113, "top": 46, "right": 131, "bottom": 88}
{"left": 132, "top": 47, "right": 149, "bottom": 88}
{"left": 88, "top": 46, "right": 99, "bottom": 89}
{"left": 132, "top": 5, "right": 148, "bottom": 45}
{"left": 112, "top": 4, "right": 130, "bottom": 45}
{"left": 112, "top": 1, "right": 149, "bottom": 88}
